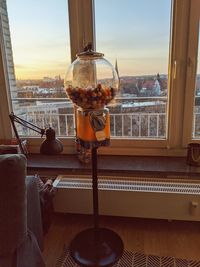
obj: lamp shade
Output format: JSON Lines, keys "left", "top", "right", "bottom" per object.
{"left": 40, "top": 127, "right": 63, "bottom": 155}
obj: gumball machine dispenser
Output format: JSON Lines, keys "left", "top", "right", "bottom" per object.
{"left": 65, "top": 43, "right": 123, "bottom": 267}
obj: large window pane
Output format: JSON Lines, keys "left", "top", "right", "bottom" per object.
{"left": 193, "top": 23, "right": 200, "bottom": 139}
{"left": 95, "top": 0, "right": 171, "bottom": 139}
{"left": 6, "top": 0, "right": 74, "bottom": 137}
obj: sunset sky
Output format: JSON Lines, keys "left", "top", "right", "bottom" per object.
{"left": 7, "top": 0, "right": 171, "bottom": 80}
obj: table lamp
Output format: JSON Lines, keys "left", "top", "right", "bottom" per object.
{"left": 9, "top": 112, "right": 63, "bottom": 155}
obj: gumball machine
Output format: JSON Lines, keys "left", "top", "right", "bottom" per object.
{"left": 65, "top": 43, "right": 123, "bottom": 267}
{"left": 65, "top": 43, "right": 119, "bottom": 151}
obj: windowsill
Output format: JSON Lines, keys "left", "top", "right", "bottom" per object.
{"left": 27, "top": 153, "right": 200, "bottom": 178}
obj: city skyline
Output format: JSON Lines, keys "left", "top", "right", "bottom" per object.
{"left": 7, "top": 0, "right": 171, "bottom": 79}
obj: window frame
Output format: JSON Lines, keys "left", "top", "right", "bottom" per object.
{"left": 0, "top": 4, "right": 13, "bottom": 142}
{"left": 0, "top": 0, "right": 195, "bottom": 156}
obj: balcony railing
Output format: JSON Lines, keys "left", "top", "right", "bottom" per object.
{"left": 110, "top": 112, "right": 166, "bottom": 138}
{"left": 17, "top": 112, "right": 166, "bottom": 139}
{"left": 12, "top": 96, "right": 168, "bottom": 139}
{"left": 23, "top": 109, "right": 192, "bottom": 139}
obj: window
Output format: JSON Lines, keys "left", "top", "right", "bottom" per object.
{"left": 95, "top": 0, "right": 171, "bottom": 140}
{"left": 0, "top": 0, "right": 198, "bottom": 155}
{"left": 6, "top": 0, "right": 74, "bottom": 137}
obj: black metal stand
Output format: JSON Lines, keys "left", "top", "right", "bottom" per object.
{"left": 70, "top": 147, "right": 124, "bottom": 267}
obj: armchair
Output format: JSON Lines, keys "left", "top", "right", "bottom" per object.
{"left": 0, "top": 154, "right": 45, "bottom": 267}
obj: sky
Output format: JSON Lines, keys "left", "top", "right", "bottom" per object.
{"left": 7, "top": 0, "right": 171, "bottom": 80}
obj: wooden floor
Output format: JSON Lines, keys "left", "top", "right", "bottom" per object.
{"left": 43, "top": 213, "right": 200, "bottom": 267}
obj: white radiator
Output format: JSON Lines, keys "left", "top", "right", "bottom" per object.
{"left": 53, "top": 175, "right": 200, "bottom": 221}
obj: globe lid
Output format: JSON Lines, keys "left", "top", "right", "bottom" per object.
{"left": 76, "top": 42, "right": 104, "bottom": 60}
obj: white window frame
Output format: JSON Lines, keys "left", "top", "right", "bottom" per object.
{"left": 0, "top": 0, "right": 196, "bottom": 156}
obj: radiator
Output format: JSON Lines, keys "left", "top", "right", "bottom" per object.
{"left": 53, "top": 175, "right": 200, "bottom": 221}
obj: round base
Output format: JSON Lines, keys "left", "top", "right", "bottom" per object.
{"left": 70, "top": 227, "right": 124, "bottom": 267}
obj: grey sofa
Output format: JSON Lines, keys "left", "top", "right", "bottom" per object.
{"left": 0, "top": 154, "right": 45, "bottom": 267}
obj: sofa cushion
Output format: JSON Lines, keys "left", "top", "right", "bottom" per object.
{"left": 0, "top": 154, "right": 27, "bottom": 255}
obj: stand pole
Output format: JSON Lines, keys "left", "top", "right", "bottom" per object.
{"left": 92, "top": 147, "right": 99, "bottom": 229}
{"left": 70, "top": 144, "right": 124, "bottom": 267}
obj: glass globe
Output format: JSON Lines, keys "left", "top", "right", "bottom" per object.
{"left": 65, "top": 46, "right": 119, "bottom": 110}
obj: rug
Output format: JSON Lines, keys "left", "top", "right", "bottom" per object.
{"left": 56, "top": 247, "right": 200, "bottom": 267}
